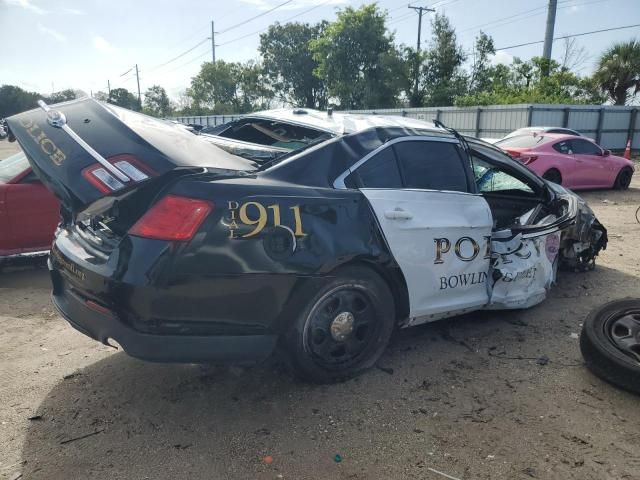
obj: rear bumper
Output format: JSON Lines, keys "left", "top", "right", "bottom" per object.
{"left": 51, "top": 277, "right": 278, "bottom": 364}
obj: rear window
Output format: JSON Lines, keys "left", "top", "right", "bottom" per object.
{"left": 0, "top": 152, "right": 29, "bottom": 183}
{"left": 495, "top": 135, "right": 552, "bottom": 149}
{"left": 217, "top": 118, "right": 333, "bottom": 151}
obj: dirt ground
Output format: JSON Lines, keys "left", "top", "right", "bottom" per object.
{"left": 1, "top": 175, "right": 639, "bottom": 480}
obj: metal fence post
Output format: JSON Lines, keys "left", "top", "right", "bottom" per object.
{"left": 527, "top": 105, "right": 534, "bottom": 126}
{"left": 628, "top": 108, "right": 638, "bottom": 149}
{"left": 436, "top": 109, "right": 441, "bottom": 123}
{"left": 563, "top": 107, "right": 570, "bottom": 127}
{"left": 596, "top": 107, "right": 605, "bottom": 145}
{"left": 475, "top": 108, "right": 482, "bottom": 138}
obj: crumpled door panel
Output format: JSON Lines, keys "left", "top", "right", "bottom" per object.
{"left": 487, "top": 231, "right": 561, "bottom": 310}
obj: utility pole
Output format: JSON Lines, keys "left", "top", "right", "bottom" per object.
{"left": 107, "top": 80, "right": 111, "bottom": 96}
{"left": 408, "top": 4, "right": 434, "bottom": 106}
{"left": 135, "top": 64, "right": 141, "bottom": 108}
{"left": 211, "top": 20, "right": 216, "bottom": 63}
{"left": 542, "top": 0, "right": 558, "bottom": 76}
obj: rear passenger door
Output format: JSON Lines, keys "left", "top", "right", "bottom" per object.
{"left": 345, "top": 137, "right": 494, "bottom": 325}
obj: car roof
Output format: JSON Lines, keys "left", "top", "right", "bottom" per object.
{"left": 245, "top": 108, "right": 443, "bottom": 136}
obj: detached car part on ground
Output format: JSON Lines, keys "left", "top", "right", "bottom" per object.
{"left": 581, "top": 299, "right": 640, "bottom": 395}
{"left": 5, "top": 100, "right": 608, "bottom": 382}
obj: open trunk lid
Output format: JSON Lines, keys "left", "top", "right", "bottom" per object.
{"left": 5, "top": 97, "right": 256, "bottom": 215}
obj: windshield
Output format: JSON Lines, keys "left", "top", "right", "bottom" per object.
{"left": 495, "top": 134, "right": 552, "bottom": 149}
{"left": 0, "top": 151, "right": 29, "bottom": 183}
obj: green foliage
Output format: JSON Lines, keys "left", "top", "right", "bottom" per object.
{"left": 468, "top": 31, "right": 495, "bottom": 94}
{"left": 422, "top": 13, "right": 467, "bottom": 107}
{"left": 188, "top": 60, "right": 272, "bottom": 114}
{"left": 259, "top": 21, "right": 328, "bottom": 109}
{"left": 0, "top": 85, "right": 40, "bottom": 117}
{"left": 108, "top": 88, "right": 140, "bottom": 111}
{"left": 456, "top": 56, "right": 605, "bottom": 106}
{"left": 310, "top": 4, "right": 403, "bottom": 109}
{"left": 143, "top": 85, "right": 173, "bottom": 117}
{"left": 0, "top": 86, "right": 80, "bottom": 117}
{"left": 594, "top": 39, "right": 640, "bottom": 105}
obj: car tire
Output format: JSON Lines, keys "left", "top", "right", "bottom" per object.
{"left": 613, "top": 167, "right": 633, "bottom": 190}
{"left": 580, "top": 298, "right": 640, "bottom": 395}
{"left": 542, "top": 169, "right": 562, "bottom": 185}
{"left": 283, "top": 266, "right": 395, "bottom": 383}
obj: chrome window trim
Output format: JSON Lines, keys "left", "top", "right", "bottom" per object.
{"left": 332, "top": 135, "right": 459, "bottom": 189}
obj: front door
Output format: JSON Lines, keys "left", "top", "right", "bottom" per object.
{"left": 343, "top": 137, "right": 494, "bottom": 324}
{"left": 363, "top": 189, "right": 493, "bottom": 322}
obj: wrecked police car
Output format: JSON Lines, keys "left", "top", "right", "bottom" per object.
{"left": 5, "top": 100, "right": 607, "bottom": 382}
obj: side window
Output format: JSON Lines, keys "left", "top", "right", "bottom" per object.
{"left": 354, "top": 147, "right": 402, "bottom": 188}
{"left": 392, "top": 141, "right": 469, "bottom": 192}
{"left": 571, "top": 139, "right": 601, "bottom": 156}
{"left": 471, "top": 156, "right": 534, "bottom": 196}
{"left": 553, "top": 141, "right": 573, "bottom": 154}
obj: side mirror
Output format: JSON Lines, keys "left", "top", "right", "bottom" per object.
{"left": 603, "top": 149, "right": 611, "bottom": 157}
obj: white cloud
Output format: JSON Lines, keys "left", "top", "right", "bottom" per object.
{"left": 37, "top": 23, "right": 67, "bottom": 42}
{"left": 62, "top": 7, "right": 85, "bottom": 15}
{"left": 5, "top": 0, "right": 47, "bottom": 14}
{"left": 491, "top": 50, "right": 514, "bottom": 66}
{"left": 93, "top": 36, "right": 117, "bottom": 54}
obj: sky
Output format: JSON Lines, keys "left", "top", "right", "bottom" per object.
{"left": 1, "top": 0, "right": 639, "bottom": 101}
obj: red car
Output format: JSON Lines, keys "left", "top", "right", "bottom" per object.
{"left": 495, "top": 134, "right": 635, "bottom": 190}
{"left": 0, "top": 151, "right": 59, "bottom": 264}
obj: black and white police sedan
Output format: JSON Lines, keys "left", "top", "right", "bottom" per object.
{"left": 8, "top": 102, "right": 607, "bottom": 382}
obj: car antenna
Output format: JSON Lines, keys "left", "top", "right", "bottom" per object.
{"left": 433, "top": 119, "right": 470, "bottom": 154}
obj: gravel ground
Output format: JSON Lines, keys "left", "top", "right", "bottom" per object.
{"left": 1, "top": 175, "right": 639, "bottom": 480}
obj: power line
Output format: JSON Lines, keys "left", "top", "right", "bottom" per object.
{"left": 217, "top": 0, "right": 294, "bottom": 35}
{"left": 146, "top": 37, "right": 209, "bottom": 72}
{"left": 496, "top": 23, "right": 640, "bottom": 50}
{"left": 217, "top": 0, "right": 333, "bottom": 47}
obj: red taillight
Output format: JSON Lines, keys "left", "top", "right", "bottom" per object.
{"left": 129, "top": 195, "right": 213, "bottom": 241}
{"left": 521, "top": 155, "right": 538, "bottom": 165}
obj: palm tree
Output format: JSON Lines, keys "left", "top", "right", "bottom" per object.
{"left": 594, "top": 40, "right": 640, "bottom": 105}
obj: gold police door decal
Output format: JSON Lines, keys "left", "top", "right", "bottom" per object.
{"left": 227, "top": 201, "right": 306, "bottom": 238}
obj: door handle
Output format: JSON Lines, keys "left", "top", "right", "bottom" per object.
{"left": 385, "top": 208, "right": 413, "bottom": 220}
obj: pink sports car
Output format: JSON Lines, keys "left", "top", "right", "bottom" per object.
{"left": 495, "top": 134, "right": 635, "bottom": 190}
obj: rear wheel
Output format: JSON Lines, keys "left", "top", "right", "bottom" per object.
{"left": 542, "top": 168, "right": 562, "bottom": 185}
{"left": 580, "top": 299, "right": 640, "bottom": 395}
{"left": 613, "top": 167, "right": 632, "bottom": 190}
{"left": 283, "top": 266, "right": 395, "bottom": 383}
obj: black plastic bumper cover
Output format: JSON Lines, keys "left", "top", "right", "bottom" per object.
{"left": 52, "top": 287, "right": 277, "bottom": 364}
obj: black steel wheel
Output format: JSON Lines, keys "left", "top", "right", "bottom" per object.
{"left": 284, "top": 266, "right": 395, "bottom": 383}
{"left": 580, "top": 299, "right": 640, "bottom": 395}
{"left": 542, "top": 169, "right": 562, "bottom": 185}
{"left": 613, "top": 167, "right": 633, "bottom": 190}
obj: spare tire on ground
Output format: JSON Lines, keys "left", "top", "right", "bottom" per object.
{"left": 580, "top": 298, "right": 640, "bottom": 395}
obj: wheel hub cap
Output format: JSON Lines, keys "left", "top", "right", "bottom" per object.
{"left": 610, "top": 312, "right": 640, "bottom": 362}
{"left": 330, "top": 311, "right": 355, "bottom": 341}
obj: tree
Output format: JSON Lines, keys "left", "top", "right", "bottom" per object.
{"left": 594, "top": 39, "right": 640, "bottom": 105}
{"left": 188, "top": 60, "right": 272, "bottom": 114}
{"left": 93, "top": 91, "right": 109, "bottom": 102}
{"left": 259, "top": 21, "right": 328, "bottom": 109}
{"left": 0, "top": 85, "right": 39, "bottom": 118}
{"left": 559, "top": 37, "right": 589, "bottom": 72}
{"left": 143, "top": 85, "right": 172, "bottom": 117}
{"left": 422, "top": 13, "right": 467, "bottom": 107}
{"left": 108, "top": 88, "right": 140, "bottom": 111}
{"left": 468, "top": 31, "right": 495, "bottom": 94}
{"left": 46, "top": 89, "right": 77, "bottom": 104}
{"left": 310, "top": 4, "right": 403, "bottom": 109}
